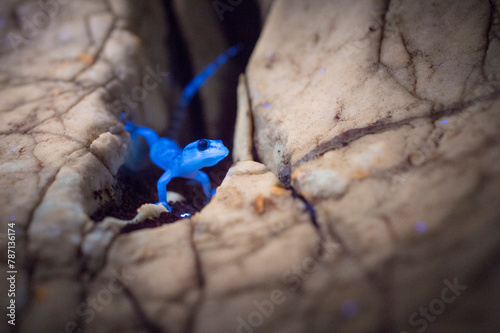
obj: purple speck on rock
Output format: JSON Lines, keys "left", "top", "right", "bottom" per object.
{"left": 264, "top": 102, "right": 271, "bottom": 108}
{"left": 254, "top": 92, "right": 259, "bottom": 98}
{"left": 319, "top": 68, "right": 325, "bottom": 73}
{"left": 415, "top": 221, "right": 427, "bottom": 233}
{"left": 10, "top": 215, "right": 16, "bottom": 222}
{"left": 441, "top": 119, "right": 448, "bottom": 124}
{"left": 269, "top": 51, "right": 274, "bottom": 57}
{"left": 341, "top": 299, "right": 358, "bottom": 318}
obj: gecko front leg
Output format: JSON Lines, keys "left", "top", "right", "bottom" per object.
{"left": 156, "top": 170, "right": 172, "bottom": 211}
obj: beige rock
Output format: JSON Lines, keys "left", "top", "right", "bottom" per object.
{"left": 239, "top": 0, "right": 500, "bottom": 331}
{"left": 233, "top": 74, "right": 254, "bottom": 162}
{"left": 0, "top": 0, "right": 169, "bottom": 332}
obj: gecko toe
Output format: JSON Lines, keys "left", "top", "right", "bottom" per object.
{"left": 156, "top": 201, "right": 172, "bottom": 212}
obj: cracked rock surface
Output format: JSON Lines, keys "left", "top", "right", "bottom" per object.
{"left": 0, "top": 0, "right": 171, "bottom": 332}
{"left": 241, "top": 0, "right": 500, "bottom": 332}
{"left": 1, "top": 0, "right": 500, "bottom": 333}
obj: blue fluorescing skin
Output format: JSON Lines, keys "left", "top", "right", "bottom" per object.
{"left": 168, "top": 43, "right": 243, "bottom": 140}
{"left": 177, "top": 44, "right": 241, "bottom": 109}
{"left": 123, "top": 119, "right": 229, "bottom": 212}
{"left": 122, "top": 45, "right": 240, "bottom": 212}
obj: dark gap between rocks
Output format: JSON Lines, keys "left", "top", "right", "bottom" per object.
{"left": 90, "top": 159, "right": 231, "bottom": 232}
{"left": 162, "top": 0, "right": 207, "bottom": 143}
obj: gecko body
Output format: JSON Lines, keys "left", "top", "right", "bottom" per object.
{"left": 122, "top": 45, "right": 240, "bottom": 212}
{"left": 123, "top": 120, "right": 228, "bottom": 212}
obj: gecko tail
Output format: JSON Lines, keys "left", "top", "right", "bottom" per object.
{"left": 168, "top": 43, "right": 243, "bottom": 140}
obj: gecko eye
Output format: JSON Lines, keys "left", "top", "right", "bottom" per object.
{"left": 197, "top": 139, "right": 209, "bottom": 151}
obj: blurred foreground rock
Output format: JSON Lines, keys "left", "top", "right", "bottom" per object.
{"left": 1, "top": 0, "right": 499, "bottom": 333}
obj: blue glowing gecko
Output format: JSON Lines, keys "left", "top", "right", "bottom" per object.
{"left": 122, "top": 45, "right": 240, "bottom": 212}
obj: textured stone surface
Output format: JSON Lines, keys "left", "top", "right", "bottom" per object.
{"left": 89, "top": 161, "right": 319, "bottom": 332}
{"left": 2, "top": 0, "right": 499, "bottom": 332}
{"left": 0, "top": 0, "right": 169, "bottom": 332}
{"left": 241, "top": 0, "right": 500, "bottom": 331}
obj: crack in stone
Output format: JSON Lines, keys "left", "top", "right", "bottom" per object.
{"left": 0, "top": 89, "right": 79, "bottom": 113}
{"left": 82, "top": 10, "right": 112, "bottom": 47}
{"left": 396, "top": 28, "right": 418, "bottom": 95}
{"left": 86, "top": 147, "right": 115, "bottom": 178}
{"left": 375, "top": 0, "right": 391, "bottom": 67}
{"left": 382, "top": 61, "right": 435, "bottom": 108}
{"left": 481, "top": 1, "right": 496, "bottom": 80}
{"left": 402, "top": 37, "right": 416, "bottom": 93}
{"left": 295, "top": 90, "right": 500, "bottom": 169}
{"left": 121, "top": 281, "right": 164, "bottom": 333}
{"left": 290, "top": 187, "right": 319, "bottom": 230}
{"left": 184, "top": 220, "right": 206, "bottom": 333}
{"left": 72, "top": 20, "right": 116, "bottom": 82}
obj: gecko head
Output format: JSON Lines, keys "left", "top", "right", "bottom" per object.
{"left": 182, "top": 139, "right": 229, "bottom": 170}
